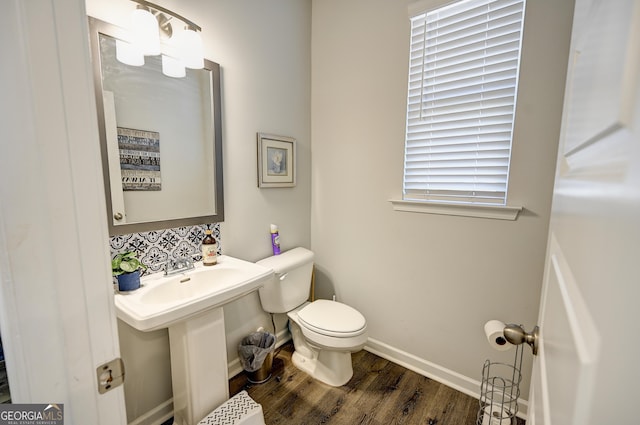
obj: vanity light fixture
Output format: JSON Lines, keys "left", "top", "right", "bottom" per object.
{"left": 178, "top": 26, "right": 205, "bottom": 69}
{"left": 130, "top": 5, "right": 161, "bottom": 56}
{"left": 161, "top": 54, "right": 186, "bottom": 78}
{"left": 117, "top": 0, "right": 205, "bottom": 77}
{"left": 115, "top": 39, "right": 144, "bottom": 66}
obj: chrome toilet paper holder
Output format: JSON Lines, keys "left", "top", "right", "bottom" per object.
{"left": 476, "top": 322, "right": 539, "bottom": 425}
{"left": 477, "top": 342, "right": 523, "bottom": 425}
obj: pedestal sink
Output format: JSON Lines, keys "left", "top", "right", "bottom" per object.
{"left": 115, "top": 255, "right": 273, "bottom": 425}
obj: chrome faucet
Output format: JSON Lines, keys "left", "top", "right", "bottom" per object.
{"left": 165, "top": 258, "right": 195, "bottom": 276}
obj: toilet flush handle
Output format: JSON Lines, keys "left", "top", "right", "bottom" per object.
{"left": 278, "top": 272, "right": 288, "bottom": 281}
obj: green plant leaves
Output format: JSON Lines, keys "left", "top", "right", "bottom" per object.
{"left": 120, "top": 260, "right": 137, "bottom": 273}
{"left": 112, "top": 251, "right": 147, "bottom": 276}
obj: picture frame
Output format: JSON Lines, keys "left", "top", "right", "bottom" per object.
{"left": 257, "top": 133, "right": 296, "bottom": 188}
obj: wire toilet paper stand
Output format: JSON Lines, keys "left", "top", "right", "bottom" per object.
{"left": 476, "top": 342, "right": 523, "bottom": 425}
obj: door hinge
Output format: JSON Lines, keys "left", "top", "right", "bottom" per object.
{"left": 96, "top": 358, "right": 125, "bottom": 394}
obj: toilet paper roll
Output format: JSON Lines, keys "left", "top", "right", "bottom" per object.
{"left": 481, "top": 406, "right": 512, "bottom": 425}
{"left": 484, "top": 320, "right": 512, "bottom": 351}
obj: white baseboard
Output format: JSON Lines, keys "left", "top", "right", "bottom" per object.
{"left": 128, "top": 398, "right": 173, "bottom": 425}
{"left": 364, "top": 338, "right": 528, "bottom": 420}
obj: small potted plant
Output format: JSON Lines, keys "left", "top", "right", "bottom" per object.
{"left": 112, "top": 251, "right": 147, "bottom": 292}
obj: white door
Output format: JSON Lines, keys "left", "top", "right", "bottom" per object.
{"left": 0, "top": 1, "right": 127, "bottom": 424}
{"left": 529, "top": 0, "right": 640, "bottom": 424}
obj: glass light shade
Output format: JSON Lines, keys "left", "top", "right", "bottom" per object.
{"left": 178, "top": 28, "right": 204, "bottom": 69}
{"left": 131, "top": 8, "right": 161, "bottom": 56}
{"left": 115, "top": 40, "right": 144, "bottom": 66}
{"left": 162, "top": 55, "right": 186, "bottom": 78}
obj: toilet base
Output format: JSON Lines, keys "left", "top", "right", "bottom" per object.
{"left": 291, "top": 346, "right": 354, "bottom": 387}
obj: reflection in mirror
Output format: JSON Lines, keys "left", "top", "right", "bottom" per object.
{"left": 88, "top": 17, "right": 224, "bottom": 236}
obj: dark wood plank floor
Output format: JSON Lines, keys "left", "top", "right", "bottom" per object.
{"left": 230, "top": 342, "right": 525, "bottom": 425}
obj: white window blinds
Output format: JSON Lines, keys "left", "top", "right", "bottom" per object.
{"left": 404, "top": 0, "right": 525, "bottom": 205}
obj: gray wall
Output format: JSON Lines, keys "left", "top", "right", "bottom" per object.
{"left": 310, "top": 0, "right": 574, "bottom": 403}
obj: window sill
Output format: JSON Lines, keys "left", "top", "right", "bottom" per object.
{"left": 389, "top": 199, "right": 523, "bottom": 221}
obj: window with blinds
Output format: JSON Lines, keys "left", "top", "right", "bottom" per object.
{"left": 403, "top": 0, "right": 525, "bottom": 205}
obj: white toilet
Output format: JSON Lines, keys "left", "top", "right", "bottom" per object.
{"left": 256, "top": 247, "right": 368, "bottom": 387}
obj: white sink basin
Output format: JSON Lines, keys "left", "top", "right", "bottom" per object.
{"left": 115, "top": 255, "right": 273, "bottom": 331}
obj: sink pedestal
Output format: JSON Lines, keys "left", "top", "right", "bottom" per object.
{"left": 113, "top": 256, "right": 274, "bottom": 425}
{"left": 168, "top": 307, "right": 228, "bottom": 425}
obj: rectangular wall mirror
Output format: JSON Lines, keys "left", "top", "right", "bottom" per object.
{"left": 88, "top": 17, "right": 224, "bottom": 236}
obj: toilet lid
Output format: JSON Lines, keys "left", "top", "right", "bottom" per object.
{"left": 297, "top": 300, "right": 366, "bottom": 336}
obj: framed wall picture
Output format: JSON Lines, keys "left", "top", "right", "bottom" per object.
{"left": 257, "top": 133, "right": 296, "bottom": 188}
{"left": 117, "top": 127, "right": 162, "bottom": 191}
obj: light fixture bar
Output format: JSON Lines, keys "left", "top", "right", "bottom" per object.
{"left": 130, "top": 0, "right": 201, "bottom": 32}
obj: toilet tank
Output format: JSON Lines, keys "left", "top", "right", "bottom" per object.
{"left": 256, "top": 247, "right": 314, "bottom": 313}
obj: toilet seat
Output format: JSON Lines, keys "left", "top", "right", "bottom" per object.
{"left": 297, "top": 300, "right": 367, "bottom": 338}
{"left": 286, "top": 299, "right": 369, "bottom": 384}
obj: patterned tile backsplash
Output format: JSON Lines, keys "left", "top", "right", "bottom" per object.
{"left": 109, "top": 223, "right": 221, "bottom": 275}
